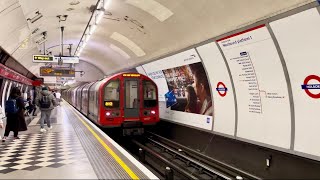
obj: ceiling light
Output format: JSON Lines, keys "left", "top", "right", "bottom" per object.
{"left": 89, "top": 24, "right": 97, "bottom": 35}
{"left": 126, "top": 0, "right": 173, "bottom": 22}
{"left": 27, "top": 11, "right": 43, "bottom": 23}
{"left": 84, "top": 34, "right": 91, "bottom": 42}
{"left": 110, "top": 32, "right": 146, "bottom": 57}
{"left": 110, "top": 44, "right": 131, "bottom": 59}
{"left": 103, "top": 0, "right": 111, "bottom": 9}
{"left": 95, "top": 10, "right": 104, "bottom": 24}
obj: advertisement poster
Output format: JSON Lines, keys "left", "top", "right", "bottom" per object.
{"left": 142, "top": 49, "right": 213, "bottom": 130}
{"left": 162, "top": 62, "right": 212, "bottom": 116}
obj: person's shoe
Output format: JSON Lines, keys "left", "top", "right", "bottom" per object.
{"left": 48, "top": 126, "right": 53, "bottom": 130}
{"left": 40, "top": 128, "right": 47, "bottom": 133}
{"left": 13, "top": 137, "right": 20, "bottom": 142}
{"left": 2, "top": 136, "right": 6, "bottom": 142}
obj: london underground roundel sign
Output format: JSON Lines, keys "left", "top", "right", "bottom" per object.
{"left": 216, "top": 82, "right": 228, "bottom": 97}
{"left": 301, "top": 75, "right": 320, "bottom": 99}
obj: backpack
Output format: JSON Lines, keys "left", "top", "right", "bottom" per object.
{"left": 40, "top": 95, "right": 51, "bottom": 108}
{"left": 5, "top": 98, "right": 19, "bottom": 114}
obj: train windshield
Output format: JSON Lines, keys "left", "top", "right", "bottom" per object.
{"left": 104, "top": 81, "right": 120, "bottom": 108}
{"left": 143, "top": 80, "right": 157, "bottom": 108}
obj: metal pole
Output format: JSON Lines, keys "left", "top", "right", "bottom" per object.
{"left": 165, "top": 167, "right": 174, "bottom": 180}
{"left": 138, "top": 148, "right": 145, "bottom": 163}
{"left": 61, "top": 26, "right": 64, "bottom": 56}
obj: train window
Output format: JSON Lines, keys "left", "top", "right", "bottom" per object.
{"left": 143, "top": 80, "right": 157, "bottom": 108}
{"left": 125, "top": 80, "right": 138, "bottom": 109}
{"left": 104, "top": 81, "right": 120, "bottom": 108}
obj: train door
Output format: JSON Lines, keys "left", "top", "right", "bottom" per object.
{"left": 124, "top": 78, "right": 139, "bottom": 119}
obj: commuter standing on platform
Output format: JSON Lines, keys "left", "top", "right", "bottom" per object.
{"left": 35, "top": 86, "right": 57, "bottom": 132}
{"left": 2, "top": 87, "right": 27, "bottom": 142}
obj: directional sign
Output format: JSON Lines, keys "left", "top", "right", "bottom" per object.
{"left": 40, "top": 67, "right": 75, "bottom": 77}
{"left": 33, "top": 55, "right": 54, "bottom": 63}
{"left": 301, "top": 75, "right": 320, "bottom": 99}
{"left": 216, "top": 82, "right": 228, "bottom": 97}
{"left": 53, "top": 56, "right": 79, "bottom": 64}
{"left": 33, "top": 55, "right": 79, "bottom": 63}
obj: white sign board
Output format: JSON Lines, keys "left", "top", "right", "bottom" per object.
{"left": 33, "top": 55, "right": 79, "bottom": 63}
{"left": 270, "top": 8, "right": 320, "bottom": 156}
{"left": 218, "top": 25, "right": 291, "bottom": 148}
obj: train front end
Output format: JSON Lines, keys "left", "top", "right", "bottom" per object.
{"left": 99, "top": 73, "right": 159, "bottom": 135}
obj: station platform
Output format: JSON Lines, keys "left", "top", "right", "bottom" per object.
{"left": 0, "top": 100, "right": 158, "bottom": 179}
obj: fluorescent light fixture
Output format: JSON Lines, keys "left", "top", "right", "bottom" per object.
{"left": 126, "top": 0, "right": 173, "bottom": 22}
{"left": 110, "top": 32, "right": 146, "bottom": 57}
{"left": 84, "top": 34, "right": 91, "bottom": 42}
{"left": 82, "top": 41, "right": 87, "bottom": 48}
{"left": 89, "top": 24, "right": 97, "bottom": 35}
{"left": 110, "top": 44, "right": 131, "bottom": 59}
{"left": 95, "top": 11, "right": 104, "bottom": 24}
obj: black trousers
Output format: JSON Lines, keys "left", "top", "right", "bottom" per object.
{"left": 4, "top": 129, "right": 18, "bottom": 137}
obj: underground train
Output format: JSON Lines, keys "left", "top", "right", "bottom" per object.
{"left": 62, "top": 72, "right": 159, "bottom": 135}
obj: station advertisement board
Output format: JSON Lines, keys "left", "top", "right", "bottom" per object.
{"left": 142, "top": 49, "right": 213, "bottom": 130}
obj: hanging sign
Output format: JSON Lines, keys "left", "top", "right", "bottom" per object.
{"left": 40, "top": 67, "right": 75, "bottom": 77}
{"left": 33, "top": 55, "right": 79, "bottom": 63}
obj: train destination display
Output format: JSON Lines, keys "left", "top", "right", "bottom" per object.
{"left": 40, "top": 67, "right": 75, "bottom": 77}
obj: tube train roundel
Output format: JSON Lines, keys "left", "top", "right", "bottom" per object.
{"left": 62, "top": 73, "right": 159, "bottom": 135}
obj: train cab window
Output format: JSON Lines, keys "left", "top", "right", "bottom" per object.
{"left": 104, "top": 81, "right": 120, "bottom": 108}
{"left": 143, "top": 81, "right": 157, "bottom": 108}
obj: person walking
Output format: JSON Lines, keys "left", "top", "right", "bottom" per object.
{"left": 2, "top": 87, "right": 28, "bottom": 142}
{"left": 35, "top": 86, "right": 57, "bottom": 132}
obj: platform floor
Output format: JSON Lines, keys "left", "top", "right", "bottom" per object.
{"left": 0, "top": 100, "right": 158, "bottom": 179}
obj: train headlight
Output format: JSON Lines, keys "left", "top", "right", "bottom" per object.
{"left": 106, "top": 112, "right": 111, "bottom": 116}
{"left": 151, "top": 110, "right": 156, "bottom": 115}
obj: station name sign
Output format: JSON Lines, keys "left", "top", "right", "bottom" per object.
{"left": 40, "top": 67, "right": 75, "bottom": 77}
{"left": 33, "top": 55, "right": 79, "bottom": 63}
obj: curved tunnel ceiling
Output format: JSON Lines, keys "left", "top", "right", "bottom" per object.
{"left": 0, "top": 0, "right": 314, "bottom": 77}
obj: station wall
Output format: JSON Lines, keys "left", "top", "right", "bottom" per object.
{"left": 137, "top": 7, "right": 320, "bottom": 159}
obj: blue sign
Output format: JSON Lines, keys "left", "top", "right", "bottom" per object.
{"left": 301, "top": 84, "right": 320, "bottom": 89}
{"left": 165, "top": 90, "right": 177, "bottom": 108}
{"left": 240, "top": 52, "right": 247, "bottom": 56}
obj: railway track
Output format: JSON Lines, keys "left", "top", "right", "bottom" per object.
{"left": 129, "top": 131, "right": 260, "bottom": 180}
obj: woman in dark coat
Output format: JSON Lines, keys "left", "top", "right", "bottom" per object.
{"left": 2, "top": 87, "right": 27, "bottom": 142}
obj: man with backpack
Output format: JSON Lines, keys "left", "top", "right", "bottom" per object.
{"left": 35, "top": 86, "right": 57, "bottom": 132}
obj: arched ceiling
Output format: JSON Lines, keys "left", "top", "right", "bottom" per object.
{"left": 0, "top": 0, "right": 314, "bottom": 77}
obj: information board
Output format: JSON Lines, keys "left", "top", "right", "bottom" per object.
{"left": 40, "top": 67, "right": 75, "bottom": 77}
{"left": 218, "top": 25, "right": 291, "bottom": 148}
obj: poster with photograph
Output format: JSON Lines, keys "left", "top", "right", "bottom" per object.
{"left": 142, "top": 49, "right": 213, "bottom": 130}
{"left": 162, "top": 62, "right": 213, "bottom": 116}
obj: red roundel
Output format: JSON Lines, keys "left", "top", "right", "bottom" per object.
{"left": 303, "top": 75, "right": 320, "bottom": 99}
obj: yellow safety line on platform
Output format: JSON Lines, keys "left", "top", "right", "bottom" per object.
{"left": 67, "top": 103, "right": 139, "bottom": 180}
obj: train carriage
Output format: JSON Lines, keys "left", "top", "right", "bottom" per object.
{"left": 62, "top": 72, "right": 159, "bottom": 135}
